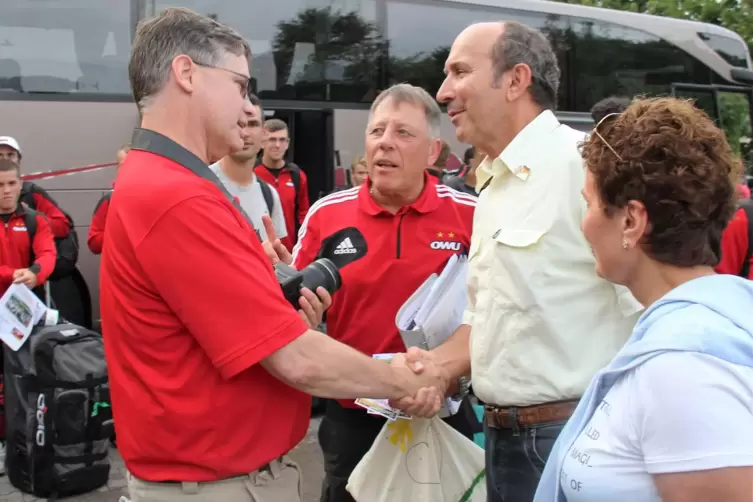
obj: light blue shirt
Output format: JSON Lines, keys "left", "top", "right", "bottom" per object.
{"left": 535, "top": 274, "right": 753, "bottom": 502}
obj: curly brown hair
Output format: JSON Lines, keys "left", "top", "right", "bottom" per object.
{"left": 582, "top": 96, "right": 741, "bottom": 267}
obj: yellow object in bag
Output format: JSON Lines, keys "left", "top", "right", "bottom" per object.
{"left": 346, "top": 417, "right": 486, "bottom": 502}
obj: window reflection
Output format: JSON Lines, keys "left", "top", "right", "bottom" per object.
{"left": 698, "top": 33, "right": 750, "bottom": 69}
{"left": 386, "top": 2, "right": 555, "bottom": 103}
{"left": 0, "top": 2, "right": 131, "bottom": 94}
{"left": 155, "top": 0, "right": 383, "bottom": 102}
{"left": 567, "top": 18, "right": 713, "bottom": 112}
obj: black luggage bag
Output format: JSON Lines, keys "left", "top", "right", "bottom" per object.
{"left": 3, "top": 323, "right": 113, "bottom": 498}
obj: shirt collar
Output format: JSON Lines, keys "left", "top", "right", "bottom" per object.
{"left": 476, "top": 110, "right": 561, "bottom": 190}
{"left": 359, "top": 171, "right": 440, "bottom": 216}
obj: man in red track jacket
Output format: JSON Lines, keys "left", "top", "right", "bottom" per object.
{"left": 0, "top": 159, "right": 56, "bottom": 294}
{"left": 292, "top": 84, "right": 479, "bottom": 502}
{"left": 255, "top": 119, "right": 310, "bottom": 251}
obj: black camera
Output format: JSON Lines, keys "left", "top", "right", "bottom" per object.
{"left": 274, "top": 258, "right": 342, "bottom": 308}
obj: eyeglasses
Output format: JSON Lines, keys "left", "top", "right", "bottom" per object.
{"left": 192, "top": 60, "right": 250, "bottom": 98}
{"left": 593, "top": 112, "right": 625, "bottom": 162}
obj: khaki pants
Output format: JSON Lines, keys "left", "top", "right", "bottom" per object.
{"left": 127, "top": 456, "right": 303, "bottom": 502}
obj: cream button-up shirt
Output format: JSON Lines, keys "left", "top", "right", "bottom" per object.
{"left": 466, "top": 110, "right": 642, "bottom": 408}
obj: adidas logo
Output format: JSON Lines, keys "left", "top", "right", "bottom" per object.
{"left": 334, "top": 237, "right": 358, "bottom": 255}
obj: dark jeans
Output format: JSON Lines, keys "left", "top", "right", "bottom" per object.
{"left": 319, "top": 399, "right": 481, "bottom": 502}
{"left": 484, "top": 417, "right": 565, "bottom": 502}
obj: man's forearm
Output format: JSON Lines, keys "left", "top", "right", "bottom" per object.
{"left": 262, "top": 330, "right": 418, "bottom": 400}
{"left": 432, "top": 323, "right": 472, "bottom": 383}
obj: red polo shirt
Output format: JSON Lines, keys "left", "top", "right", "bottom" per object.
{"left": 100, "top": 144, "right": 310, "bottom": 482}
{"left": 291, "top": 175, "right": 476, "bottom": 408}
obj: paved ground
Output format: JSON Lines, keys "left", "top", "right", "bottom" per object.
{"left": 0, "top": 416, "right": 325, "bottom": 502}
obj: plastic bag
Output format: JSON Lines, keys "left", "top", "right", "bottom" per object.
{"left": 346, "top": 417, "right": 486, "bottom": 502}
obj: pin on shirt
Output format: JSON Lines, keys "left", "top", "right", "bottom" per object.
{"left": 514, "top": 165, "right": 531, "bottom": 181}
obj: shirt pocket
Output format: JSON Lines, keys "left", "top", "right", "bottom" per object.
{"left": 488, "top": 227, "right": 547, "bottom": 312}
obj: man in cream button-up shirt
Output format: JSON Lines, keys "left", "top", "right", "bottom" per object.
{"left": 467, "top": 109, "right": 639, "bottom": 408}
{"left": 392, "top": 21, "right": 642, "bottom": 502}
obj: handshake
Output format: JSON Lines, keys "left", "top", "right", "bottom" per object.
{"left": 388, "top": 347, "right": 452, "bottom": 418}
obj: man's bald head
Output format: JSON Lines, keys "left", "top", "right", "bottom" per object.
{"left": 457, "top": 21, "right": 560, "bottom": 110}
{"left": 456, "top": 21, "right": 505, "bottom": 41}
{"left": 437, "top": 20, "right": 561, "bottom": 155}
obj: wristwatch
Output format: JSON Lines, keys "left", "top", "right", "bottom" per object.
{"left": 451, "top": 375, "right": 470, "bottom": 401}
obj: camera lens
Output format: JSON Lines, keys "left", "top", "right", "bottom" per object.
{"left": 301, "top": 258, "right": 342, "bottom": 295}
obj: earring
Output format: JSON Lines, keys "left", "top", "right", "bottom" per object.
{"left": 622, "top": 240, "right": 629, "bottom": 250}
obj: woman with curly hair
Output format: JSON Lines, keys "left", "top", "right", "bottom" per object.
{"left": 534, "top": 97, "right": 753, "bottom": 502}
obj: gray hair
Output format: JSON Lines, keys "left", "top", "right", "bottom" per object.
{"left": 491, "top": 21, "right": 560, "bottom": 110}
{"left": 369, "top": 83, "right": 442, "bottom": 137}
{"left": 129, "top": 7, "right": 251, "bottom": 112}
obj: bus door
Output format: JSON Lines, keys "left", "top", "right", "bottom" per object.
{"left": 672, "top": 83, "right": 753, "bottom": 172}
{"left": 263, "top": 109, "right": 335, "bottom": 204}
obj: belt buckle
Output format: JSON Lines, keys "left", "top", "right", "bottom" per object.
{"left": 486, "top": 406, "right": 517, "bottom": 429}
{"left": 499, "top": 407, "right": 518, "bottom": 429}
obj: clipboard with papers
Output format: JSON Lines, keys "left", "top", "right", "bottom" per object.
{"left": 396, "top": 253, "right": 469, "bottom": 350}
{"left": 394, "top": 253, "right": 470, "bottom": 418}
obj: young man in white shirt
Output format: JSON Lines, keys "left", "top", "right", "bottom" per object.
{"left": 210, "top": 94, "right": 287, "bottom": 241}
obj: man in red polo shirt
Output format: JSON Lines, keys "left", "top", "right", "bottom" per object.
{"left": 292, "top": 84, "right": 479, "bottom": 502}
{"left": 104, "top": 9, "right": 447, "bottom": 502}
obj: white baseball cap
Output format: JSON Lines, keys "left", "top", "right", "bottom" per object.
{"left": 0, "top": 136, "right": 21, "bottom": 155}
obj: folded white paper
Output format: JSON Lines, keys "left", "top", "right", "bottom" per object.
{"left": 394, "top": 255, "right": 470, "bottom": 418}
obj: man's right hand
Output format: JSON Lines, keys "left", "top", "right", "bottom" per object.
{"left": 13, "top": 268, "right": 38, "bottom": 288}
{"left": 391, "top": 348, "right": 449, "bottom": 417}
{"left": 261, "top": 214, "right": 292, "bottom": 265}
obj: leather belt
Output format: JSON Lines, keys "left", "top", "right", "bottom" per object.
{"left": 160, "top": 457, "right": 281, "bottom": 484}
{"left": 484, "top": 400, "right": 578, "bottom": 429}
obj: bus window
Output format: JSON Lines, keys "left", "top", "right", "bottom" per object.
{"left": 152, "top": 0, "right": 381, "bottom": 103}
{"left": 384, "top": 1, "right": 570, "bottom": 107}
{"left": 672, "top": 87, "right": 719, "bottom": 124}
{"left": 0, "top": 2, "right": 132, "bottom": 95}
{"left": 383, "top": 0, "right": 719, "bottom": 114}
{"left": 698, "top": 33, "right": 751, "bottom": 69}
{"left": 569, "top": 19, "right": 714, "bottom": 113}
{"left": 718, "top": 91, "right": 753, "bottom": 165}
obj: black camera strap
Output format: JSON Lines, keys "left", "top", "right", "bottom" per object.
{"left": 130, "top": 128, "right": 261, "bottom": 240}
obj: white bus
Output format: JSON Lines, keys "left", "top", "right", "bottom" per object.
{"left": 1, "top": 0, "right": 751, "bottom": 328}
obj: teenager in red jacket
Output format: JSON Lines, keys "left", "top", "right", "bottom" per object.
{"left": 88, "top": 145, "right": 129, "bottom": 255}
{"left": 255, "top": 119, "right": 310, "bottom": 251}
{"left": 0, "top": 159, "right": 56, "bottom": 294}
{"left": 0, "top": 136, "right": 70, "bottom": 238}
{"left": 0, "top": 158, "right": 56, "bottom": 473}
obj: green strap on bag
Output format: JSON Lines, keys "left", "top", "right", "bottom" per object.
{"left": 459, "top": 469, "right": 486, "bottom": 502}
